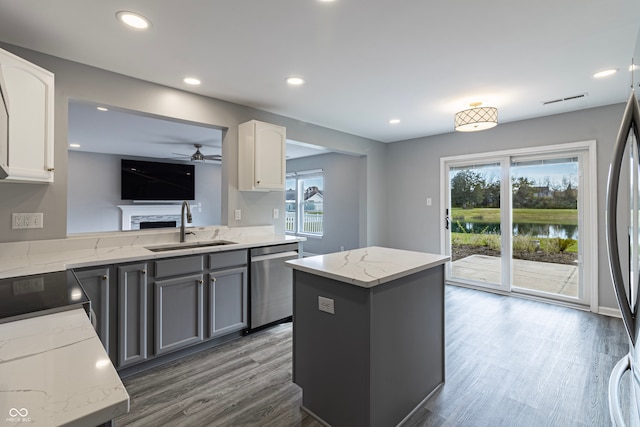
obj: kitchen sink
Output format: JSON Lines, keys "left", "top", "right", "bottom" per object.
{"left": 146, "top": 240, "right": 237, "bottom": 252}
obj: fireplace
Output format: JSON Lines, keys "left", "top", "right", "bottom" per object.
{"left": 118, "top": 205, "right": 189, "bottom": 231}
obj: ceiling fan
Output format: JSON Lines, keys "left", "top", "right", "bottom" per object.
{"left": 172, "top": 144, "right": 222, "bottom": 162}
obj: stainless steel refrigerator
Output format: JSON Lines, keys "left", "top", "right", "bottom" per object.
{"left": 607, "top": 27, "right": 640, "bottom": 426}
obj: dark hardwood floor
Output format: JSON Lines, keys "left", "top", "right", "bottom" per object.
{"left": 115, "top": 285, "right": 628, "bottom": 426}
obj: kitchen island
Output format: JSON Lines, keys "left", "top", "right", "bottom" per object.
{"left": 286, "top": 246, "right": 449, "bottom": 427}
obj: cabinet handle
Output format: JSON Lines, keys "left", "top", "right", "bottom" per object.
{"left": 141, "top": 270, "right": 146, "bottom": 275}
{"left": 47, "top": 168, "right": 55, "bottom": 172}
{"left": 211, "top": 277, "right": 216, "bottom": 283}
{"left": 198, "top": 279, "right": 204, "bottom": 284}
{"left": 102, "top": 275, "right": 107, "bottom": 280}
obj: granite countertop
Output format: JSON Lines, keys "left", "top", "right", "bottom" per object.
{"left": 0, "top": 225, "right": 304, "bottom": 280}
{"left": 285, "top": 246, "right": 449, "bottom": 288}
{"left": 0, "top": 308, "right": 129, "bottom": 426}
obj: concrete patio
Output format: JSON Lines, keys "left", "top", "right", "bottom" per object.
{"left": 451, "top": 254, "right": 578, "bottom": 297}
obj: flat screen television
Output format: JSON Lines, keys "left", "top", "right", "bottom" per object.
{"left": 121, "top": 159, "right": 195, "bottom": 201}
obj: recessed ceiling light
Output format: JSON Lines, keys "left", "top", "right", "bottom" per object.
{"left": 389, "top": 119, "right": 400, "bottom": 124}
{"left": 594, "top": 68, "right": 618, "bottom": 78}
{"left": 286, "top": 76, "right": 305, "bottom": 86}
{"left": 96, "top": 106, "right": 108, "bottom": 111}
{"left": 116, "top": 11, "right": 150, "bottom": 29}
{"left": 183, "top": 77, "right": 201, "bottom": 85}
{"left": 69, "top": 143, "right": 81, "bottom": 148}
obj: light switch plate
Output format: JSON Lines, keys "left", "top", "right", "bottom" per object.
{"left": 318, "top": 296, "right": 335, "bottom": 314}
{"left": 273, "top": 208, "right": 279, "bottom": 219}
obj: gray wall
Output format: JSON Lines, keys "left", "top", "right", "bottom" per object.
{"left": 287, "top": 152, "right": 362, "bottom": 255}
{"left": 67, "top": 151, "right": 221, "bottom": 234}
{"left": 0, "top": 43, "right": 387, "bottom": 246}
{"left": 385, "top": 103, "right": 625, "bottom": 310}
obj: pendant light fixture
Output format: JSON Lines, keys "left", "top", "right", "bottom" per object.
{"left": 454, "top": 102, "right": 498, "bottom": 132}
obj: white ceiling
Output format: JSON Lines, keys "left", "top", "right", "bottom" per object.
{"left": 1, "top": 0, "right": 639, "bottom": 143}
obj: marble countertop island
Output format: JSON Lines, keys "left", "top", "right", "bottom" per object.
{"left": 0, "top": 309, "right": 129, "bottom": 426}
{"left": 285, "top": 246, "right": 449, "bottom": 288}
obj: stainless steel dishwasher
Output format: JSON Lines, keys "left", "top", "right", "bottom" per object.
{"left": 249, "top": 243, "right": 300, "bottom": 331}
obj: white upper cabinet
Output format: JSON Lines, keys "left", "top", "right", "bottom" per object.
{"left": 0, "top": 47, "right": 54, "bottom": 183}
{"left": 238, "top": 120, "right": 286, "bottom": 191}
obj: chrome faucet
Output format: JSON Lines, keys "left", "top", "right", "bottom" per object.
{"left": 180, "top": 201, "right": 193, "bottom": 242}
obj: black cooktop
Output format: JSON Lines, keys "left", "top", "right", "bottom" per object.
{"left": 0, "top": 270, "right": 90, "bottom": 324}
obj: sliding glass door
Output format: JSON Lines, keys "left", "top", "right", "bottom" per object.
{"left": 447, "top": 160, "right": 510, "bottom": 292}
{"left": 510, "top": 156, "right": 580, "bottom": 299}
{"left": 442, "top": 142, "right": 594, "bottom": 307}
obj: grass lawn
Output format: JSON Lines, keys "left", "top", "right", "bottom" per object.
{"left": 451, "top": 207, "right": 577, "bottom": 225}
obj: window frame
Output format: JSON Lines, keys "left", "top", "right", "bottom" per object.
{"left": 286, "top": 169, "right": 324, "bottom": 237}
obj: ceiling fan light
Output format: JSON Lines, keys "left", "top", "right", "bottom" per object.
{"left": 454, "top": 106, "right": 498, "bottom": 132}
{"left": 191, "top": 148, "right": 205, "bottom": 161}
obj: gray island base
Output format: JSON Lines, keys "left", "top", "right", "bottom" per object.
{"left": 287, "top": 246, "right": 449, "bottom": 427}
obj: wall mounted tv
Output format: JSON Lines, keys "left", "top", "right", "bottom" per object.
{"left": 121, "top": 159, "right": 195, "bottom": 201}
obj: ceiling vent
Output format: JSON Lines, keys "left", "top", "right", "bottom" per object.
{"left": 541, "top": 93, "right": 588, "bottom": 105}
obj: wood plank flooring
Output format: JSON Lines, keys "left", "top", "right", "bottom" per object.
{"left": 115, "top": 285, "right": 628, "bottom": 426}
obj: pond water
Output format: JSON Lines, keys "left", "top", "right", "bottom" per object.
{"left": 451, "top": 222, "right": 578, "bottom": 239}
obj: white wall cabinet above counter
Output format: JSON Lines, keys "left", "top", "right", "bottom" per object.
{"left": 238, "top": 119, "right": 286, "bottom": 191}
{"left": 0, "top": 47, "right": 54, "bottom": 183}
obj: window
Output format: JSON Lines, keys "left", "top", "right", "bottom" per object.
{"left": 286, "top": 170, "right": 324, "bottom": 236}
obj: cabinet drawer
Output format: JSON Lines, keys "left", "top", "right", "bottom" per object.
{"left": 209, "top": 250, "right": 247, "bottom": 270}
{"left": 155, "top": 255, "right": 204, "bottom": 278}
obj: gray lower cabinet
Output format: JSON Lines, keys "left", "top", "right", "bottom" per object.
{"left": 209, "top": 266, "right": 247, "bottom": 338}
{"left": 118, "top": 262, "right": 149, "bottom": 368}
{"left": 154, "top": 273, "right": 204, "bottom": 355}
{"left": 76, "top": 250, "right": 250, "bottom": 371}
{"left": 74, "top": 266, "right": 112, "bottom": 354}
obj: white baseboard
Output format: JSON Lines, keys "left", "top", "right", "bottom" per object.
{"left": 599, "top": 306, "right": 622, "bottom": 318}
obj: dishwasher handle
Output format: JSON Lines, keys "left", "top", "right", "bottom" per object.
{"left": 251, "top": 251, "right": 299, "bottom": 263}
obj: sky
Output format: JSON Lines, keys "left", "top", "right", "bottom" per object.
{"left": 451, "top": 158, "right": 579, "bottom": 189}
{"left": 512, "top": 160, "right": 578, "bottom": 188}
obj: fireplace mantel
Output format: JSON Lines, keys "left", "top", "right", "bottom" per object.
{"left": 118, "top": 204, "right": 190, "bottom": 231}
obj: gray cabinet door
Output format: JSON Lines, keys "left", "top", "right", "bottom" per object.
{"left": 75, "top": 267, "right": 110, "bottom": 352}
{"left": 118, "top": 263, "right": 148, "bottom": 368}
{"left": 154, "top": 273, "right": 204, "bottom": 355}
{"left": 209, "top": 267, "right": 247, "bottom": 338}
